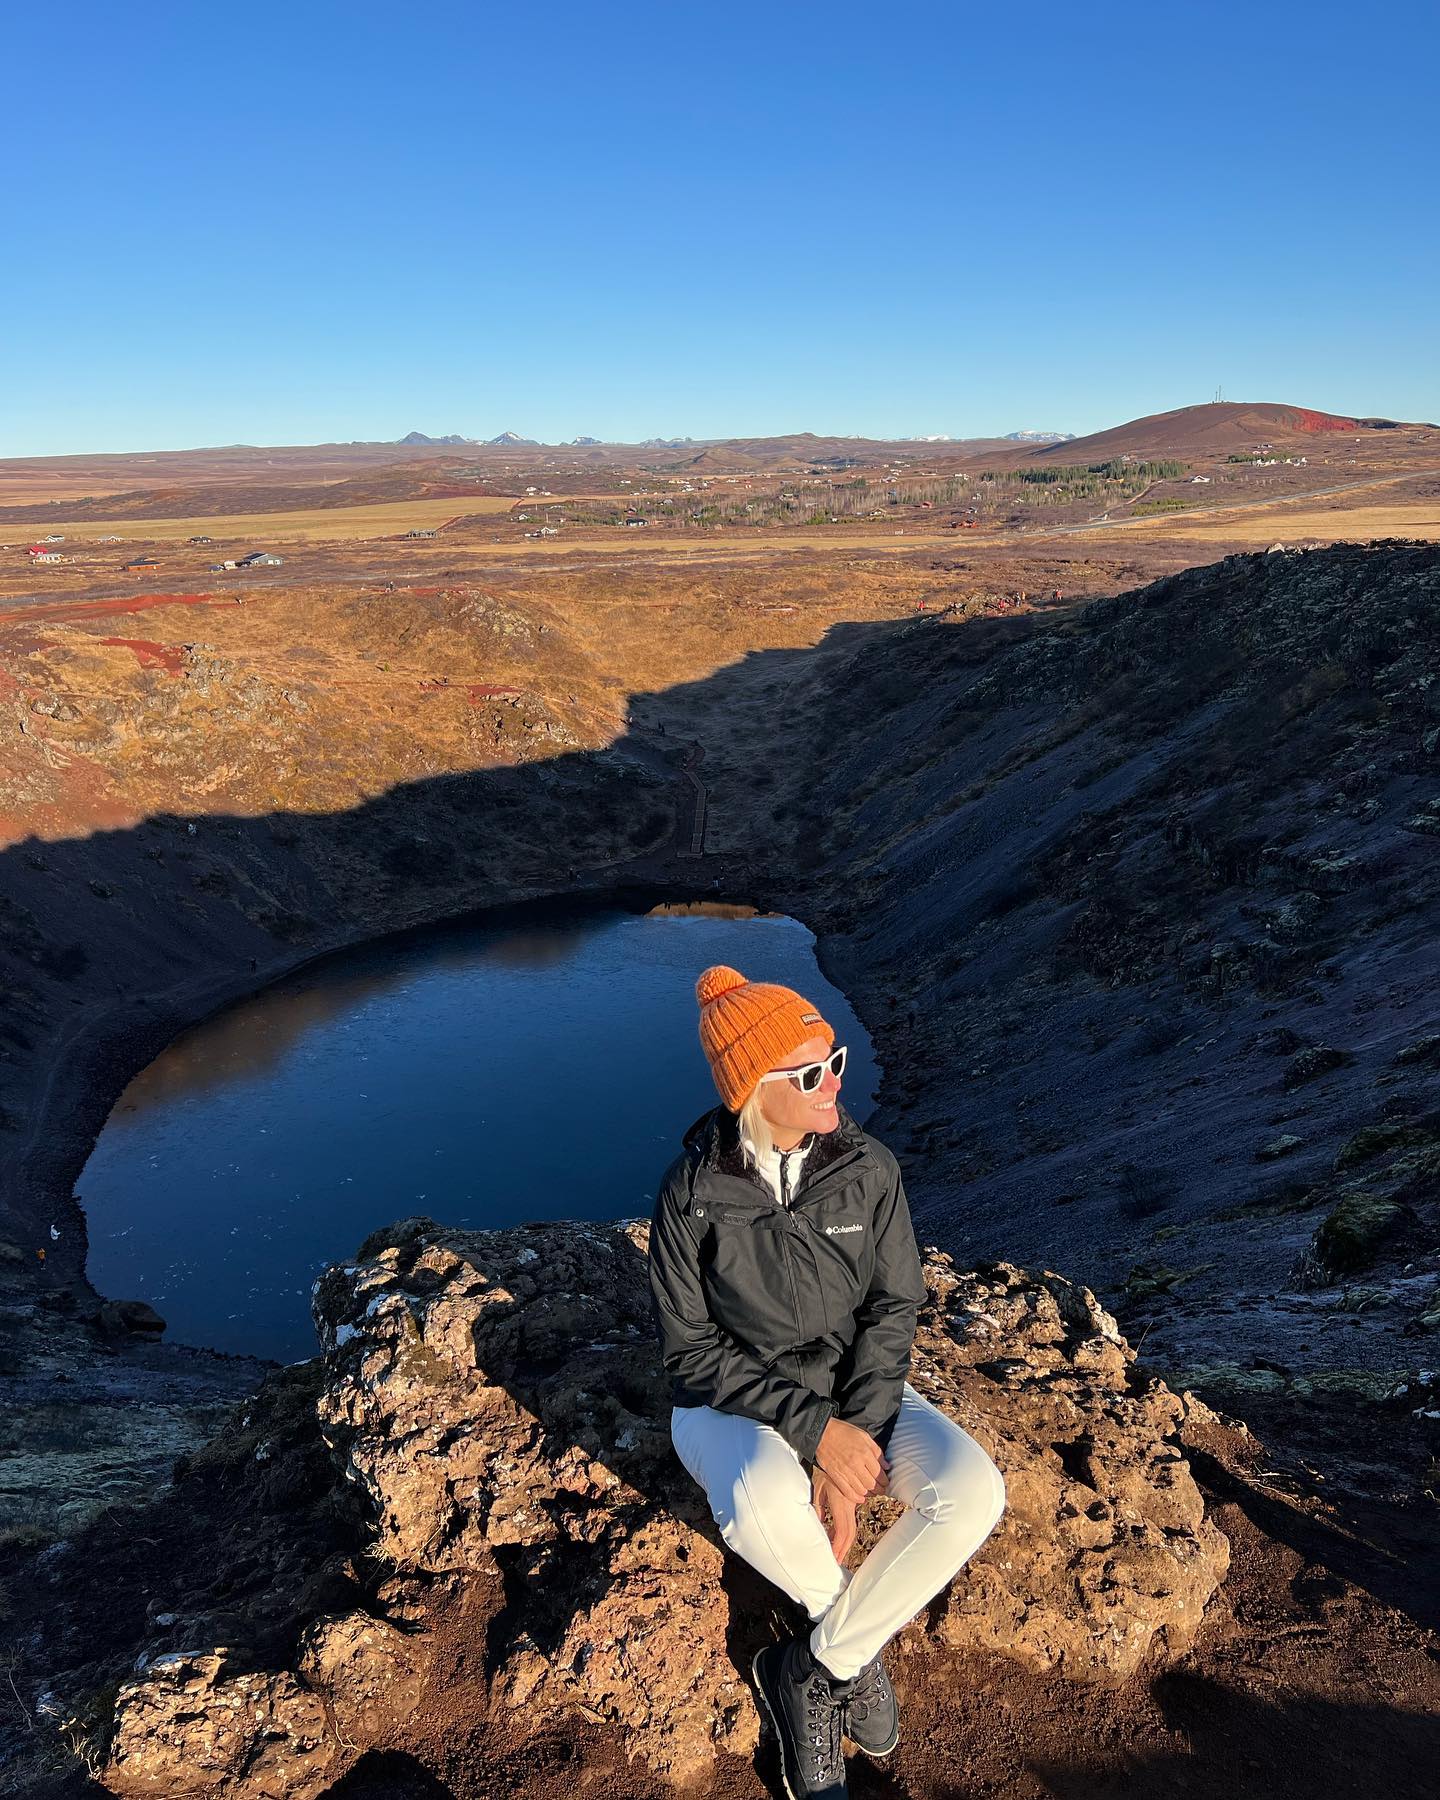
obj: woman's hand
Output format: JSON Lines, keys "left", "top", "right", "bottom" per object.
{"left": 815, "top": 1417, "right": 889, "bottom": 1506}
{"left": 812, "top": 1468, "right": 859, "bottom": 1563}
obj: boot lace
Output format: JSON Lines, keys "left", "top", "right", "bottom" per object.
{"left": 848, "top": 1654, "right": 892, "bottom": 1727}
{"left": 803, "top": 1669, "right": 843, "bottom": 1781}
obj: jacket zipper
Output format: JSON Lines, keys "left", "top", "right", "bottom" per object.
{"left": 775, "top": 1233, "right": 806, "bottom": 1382}
{"left": 801, "top": 1211, "right": 834, "bottom": 1338}
{"left": 787, "top": 1148, "right": 860, "bottom": 1342}
{"left": 774, "top": 1161, "right": 808, "bottom": 1379}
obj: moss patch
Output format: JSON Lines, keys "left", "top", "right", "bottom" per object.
{"left": 1334, "top": 1121, "right": 1437, "bottom": 1172}
{"left": 1313, "top": 1193, "right": 1408, "bottom": 1276}
{"left": 1121, "top": 1262, "right": 1213, "bottom": 1301}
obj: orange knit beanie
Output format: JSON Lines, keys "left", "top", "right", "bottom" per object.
{"left": 695, "top": 964, "right": 834, "bottom": 1112}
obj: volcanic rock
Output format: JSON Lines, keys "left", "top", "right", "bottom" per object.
{"left": 97, "top": 1298, "right": 167, "bottom": 1337}
{"left": 94, "top": 1218, "right": 1228, "bottom": 1794}
{"left": 1311, "top": 1193, "right": 1410, "bottom": 1277}
{"left": 1283, "top": 1045, "right": 1355, "bottom": 1090}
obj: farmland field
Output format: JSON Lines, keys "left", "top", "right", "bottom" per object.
{"left": 0, "top": 477, "right": 138, "bottom": 507}
{"left": 1116, "top": 496, "right": 1440, "bottom": 545}
{"left": 7, "top": 494, "right": 517, "bottom": 544}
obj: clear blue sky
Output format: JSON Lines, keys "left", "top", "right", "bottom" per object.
{"left": 5, "top": 1, "right": 1436, "bottom": 456}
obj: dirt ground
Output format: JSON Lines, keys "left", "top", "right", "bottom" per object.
{"left": 257, "top": 1500, "right": 1440, "bottom": 1800}
{"left": 9, "top": 1405, "right": 1435, "bottom": 1799}
{"left": 313, "top": 1372, "right": 1440, "bottom": 1800}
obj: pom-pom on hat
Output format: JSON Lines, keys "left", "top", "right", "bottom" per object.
{"left": 695, "top": 964, "right": 834, "bottom": 1112}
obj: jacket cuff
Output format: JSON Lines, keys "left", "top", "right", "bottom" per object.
{"left": 871, "top": 1405, "right": 902, "bottom": 1455}
{"left": 792, "top": 1395, "right": 837, "bottom": 1466}
{"left": 836, "top": 1381, "right": 906, "bottom": 1446}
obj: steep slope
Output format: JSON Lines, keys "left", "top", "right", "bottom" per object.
{"left": 803, "top": 540, "right": 1440, "bottom": 1484}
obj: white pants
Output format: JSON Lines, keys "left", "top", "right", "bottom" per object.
{"left": 671, "top": 1382, "right": 1005, "bottom": 1680}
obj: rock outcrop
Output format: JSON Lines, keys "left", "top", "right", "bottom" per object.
{"left": 94, "top": 1217, "right": 1228, "bottom": 1795}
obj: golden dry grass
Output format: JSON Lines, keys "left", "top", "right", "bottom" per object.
{"left": 0, "top": 478, "right": 134, "bottom": 506}
{"left": 428, "top": 527, "right": 989, "bottom": 561}
{"left": 1114, "top": 497, "right": 1440, "bottom": 545}
{"left": 10, "top": 495, "right": 517, "bottom": 544}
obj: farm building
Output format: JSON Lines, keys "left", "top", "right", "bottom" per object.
{"left": 188, "top": 535, "right": 213, "bottom": 545}
{"left": 27, "top": 546, "right": 63, "bottom": 563}
{"left": 237, "top": 551, "right": 284, "bottom": 567}
{"left": 121, "top": 557, "right": 161, "bottom": 571}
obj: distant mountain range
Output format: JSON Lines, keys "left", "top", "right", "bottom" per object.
{"left": 6, "top": 405, "right": 1429, "bottom": 518}
{"left": 397, "top": 429, "right": 1076, "bottom": 450}
{"left": 396, "top": 431, "right": 699, "bottom": 450}
{"left": 398, "top": 431, "right": 541, "bottom": 448}
{"left": 378, "top": 407, "right": 1406, "bottom": 462}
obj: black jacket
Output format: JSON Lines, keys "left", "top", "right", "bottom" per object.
{"left": 648, "top": 1101, "right": 927, "bottom": 1465}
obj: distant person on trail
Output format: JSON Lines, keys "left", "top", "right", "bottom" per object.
{"left": 648, "top": 967, "right": 1006, "bottom": 1800}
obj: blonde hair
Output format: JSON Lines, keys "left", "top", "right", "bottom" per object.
{"left": 736, "top": 1088, "right": 775, "bottom": 1168}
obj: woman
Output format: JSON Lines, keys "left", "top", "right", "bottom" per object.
{"left": 648, "top": 965, "right": 1007, "bottom": 1800}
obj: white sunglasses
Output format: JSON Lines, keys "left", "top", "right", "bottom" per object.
{"left": 756, "top": 1044, "right": 847, "bottom": 1094}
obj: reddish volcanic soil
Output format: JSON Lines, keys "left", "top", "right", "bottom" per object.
{"left": 99, "top": 637, "right": 186, "bottom": 674}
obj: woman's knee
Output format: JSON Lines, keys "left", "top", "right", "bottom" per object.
{"left": 913, "top": 1435, "right": 1006, "bottom": 1538}
{"left": 710, "top": 1468, "right": 751, "bottom": 1545}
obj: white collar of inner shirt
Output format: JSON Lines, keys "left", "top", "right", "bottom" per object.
{"left": 741, "top": 1133, "right": 813, "bottom": 1197}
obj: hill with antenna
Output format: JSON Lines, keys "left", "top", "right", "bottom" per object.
{"left": 1016, "top": 401, "right": 1405, "bottom": 465}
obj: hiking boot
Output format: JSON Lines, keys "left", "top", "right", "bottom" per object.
{"left": 842, "top": 1649, "right": 899, "bottom": 1758}
{"left": 752, "top": 1632, "right": 851, "bottom": 1800}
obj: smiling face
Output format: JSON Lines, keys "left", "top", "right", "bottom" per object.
{"left": 756, "top": 1033, "right": 842, "bottom": 1150}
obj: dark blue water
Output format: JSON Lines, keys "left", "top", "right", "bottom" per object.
{"left": 78, "top": 902, "right": 877, "bottom": 1363}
